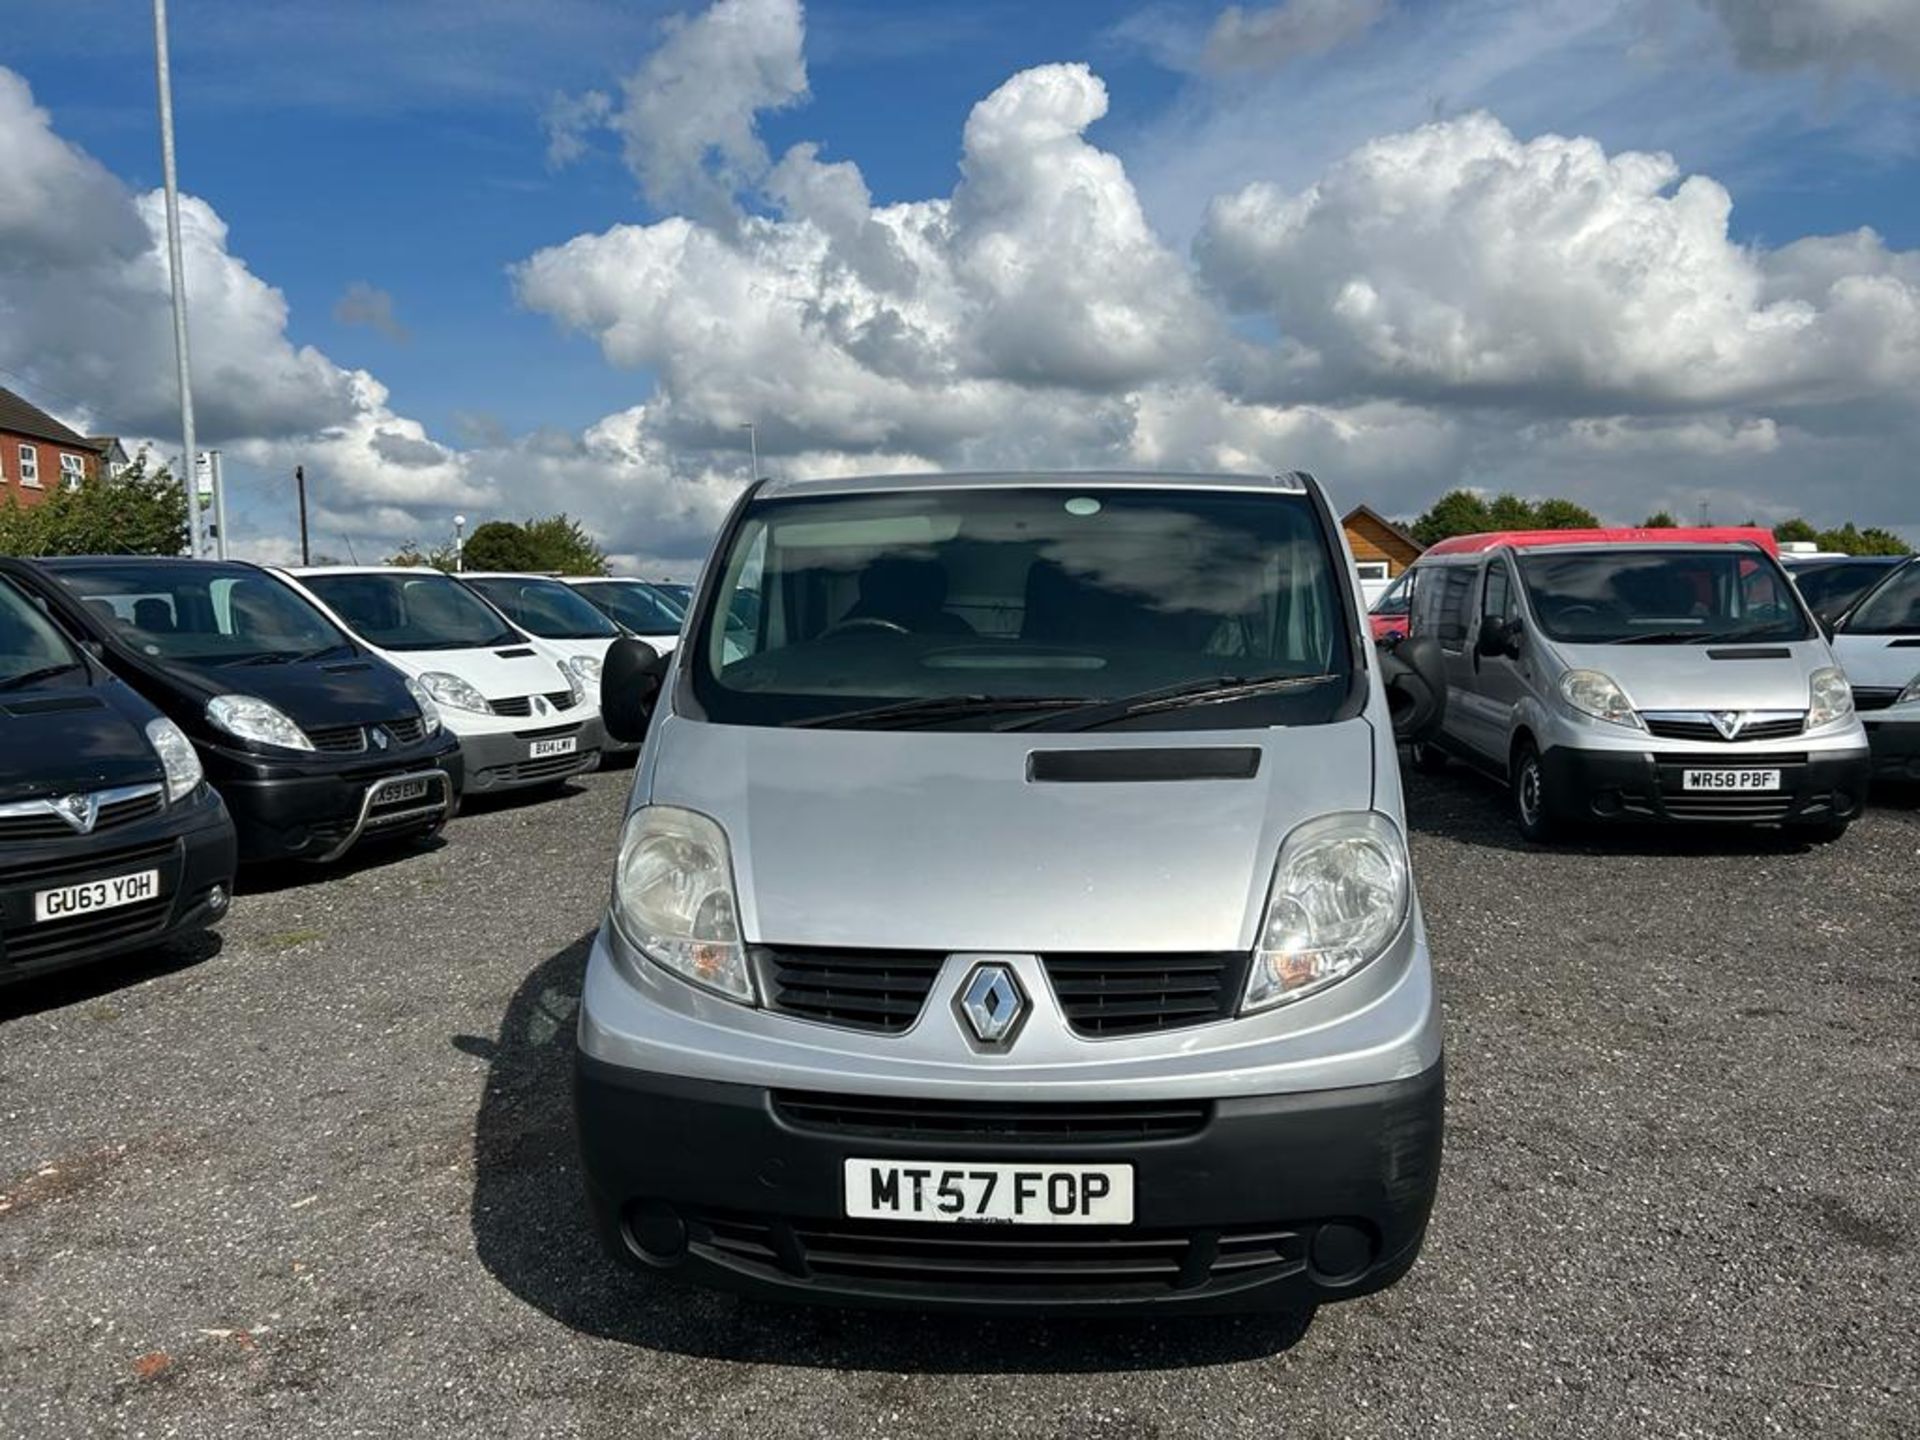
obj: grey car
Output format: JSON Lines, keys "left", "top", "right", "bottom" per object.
{"left": 573, "top": 470, "right": 1445, "bottom": 1316}
{"left": 1407, "top": 537, "right": 1872, "bottom": 841}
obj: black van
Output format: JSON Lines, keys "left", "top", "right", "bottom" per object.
{"left": 0, "top": 572, "right": 236, "bottom": 984}
{"left": 0, "top": 557, "right": 464, "bottom": 865}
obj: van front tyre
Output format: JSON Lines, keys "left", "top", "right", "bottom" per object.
{"left": 1511, "top": 742, "right": 1557, "bottom": 844}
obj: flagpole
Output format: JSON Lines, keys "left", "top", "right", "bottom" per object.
{"left": 153, "top": 0, "right": 202, "bottom": 557}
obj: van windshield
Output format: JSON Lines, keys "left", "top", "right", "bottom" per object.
{"left": 1515, "top": 548, "right": 1811, "bottom": 644}
{"left": 0, "top": 575, "right": 82, "bottom": 687}
{"left": 51, "top": 562, "right": 348, "bottom": 665}
{"left": 301, "top": 572, "right": 520, "bottom": 651}
{"left": 1844, "top": 560, "right": 1920, "bottom": 635}
{"left": 690, "top": 484, "right": 1355, "bottom": 729}
{"left": 574, "top": 580, "right": 684, "bottom": 637}
{"left": 463, "top": 576, "right": 620, "bottom": 640}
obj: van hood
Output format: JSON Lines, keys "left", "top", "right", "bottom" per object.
{"left": 378, "top": 642, "right": 578, "bottom": 706}
{"left": 159, "top": 652, "right": 421, "bottom": 727}
{"left": 0, "top": 678, "right": 163, "bottom": 802}
{"left": 644, "top": 716, "right": 1379, "bottom": 954}
{"left": 1547, "top": 637, "right": 1830, "bottom": 712}
{"left": 1831, "top": 632, "right": 1920, "bottom": 690}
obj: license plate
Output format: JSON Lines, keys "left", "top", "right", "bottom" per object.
{"left": 528, "top": 736, "right": 577, "bottom": 759}
{"left": 376, "top": 778, "right": 430, "bottom": 804}
{"left": 1682, "top": 768, "right": 1781, "bottom": 791}
{"left": 33, "top": 868, "right": 161, "bottom": 924}
{"left": 844, "top": 1159, "right": 1134, "bottom": 1226}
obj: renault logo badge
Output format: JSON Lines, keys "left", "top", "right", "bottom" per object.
{"left": 1710, "top": 710, "right": 1746, "bottom": 740}
{"left": 54, "top": 793, "right": 100, "bottom": 834}
{"left": 371, "top": 727, "right": 390, "bottom": 751}
{"left": 958, "top": 963, "right": 1027, "bottom": 1046}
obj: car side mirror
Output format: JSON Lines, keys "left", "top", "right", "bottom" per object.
{"left": 1381, "top": 634, "right": 1446, "bottom": 742}
{"left": 601, "top": 637, "right": 666, "bottom": 744}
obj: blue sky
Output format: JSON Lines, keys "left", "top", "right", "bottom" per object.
{"left": 2, "top": 0, "right": 1917, "bottom": 563}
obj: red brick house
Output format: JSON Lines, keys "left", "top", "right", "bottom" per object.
{"left": 0, "top": 386, "right": 100, "bottom": 507}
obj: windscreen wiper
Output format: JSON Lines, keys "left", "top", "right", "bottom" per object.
{"left": 1612, "top": 630, "right": 1705, "bottom": 645}
{"left": 1688, "top": 626, "right": 1798, "bottom": 644}
{"left": 0, "top": 662, "right": 81, "bottom": 691}
{"left": 789, "top": 693, "right": 1090, "bottom": 729}
{"left": 1013, "top": 672, "right": 1339, "bottom": 733}
{"left": 232, "top": 642, "right": 351, "bottom": 666}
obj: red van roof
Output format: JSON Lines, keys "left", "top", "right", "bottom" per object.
{"left": 1420, "top": 526, "right": 1778, "bottom": 559}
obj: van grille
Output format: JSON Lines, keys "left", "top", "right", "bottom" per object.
{"left": 0, "top": 788, "right": 163, "bottom": 843}
{"left": 756, "top": 947, "right": 945, "bottom": 1033}
{"left": 1642, "top": 713, "right": 1806, "bottom": 743}
{"left": 771, "top": 1091, "right": 1210, "bottom": 1143}
{"left": 1041, "top": 953, "right": 1248, "bottom": 1037}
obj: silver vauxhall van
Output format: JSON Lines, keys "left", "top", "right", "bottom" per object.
{"left": 575, "top": 471, "right": 1447, "bottom": 1316}
{"left": 1827, "top": 555, "right": 1920, "bottom": 784}
{"left": 1406, "top": 531, "right": 1872, "bottom": 842}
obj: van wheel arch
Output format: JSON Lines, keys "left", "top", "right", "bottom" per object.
{"left": 1508, "top": 731, "right": 1557, "bottom": 843}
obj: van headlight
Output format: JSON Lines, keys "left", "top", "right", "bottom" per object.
{"left": 567, "top": 654, "right": 602, "bottom": 686}
{"left": 610, "top": 806, "right": 752, "bottom": 1003}
{"left": 145, "top": 716, "right": 203, "bottom": 802}
{"left": 1808, "top": 666, "right": 1855, "bottom": 729}
{"left": 1558, "top": 670, "right": 1644, "bottom": 730}
{"left": 1244, "top": 811, "right": 1409, "bottom": 1013}
{"left": 418, "top": 670, "right": 492, "bottom": 714}
{"left": 560, "top": 660, "right": 586, "bottom": 707}
{"left": 206, "top": 694, "right": 315, "bottom": 751}
{"left": 403, "top": 676, "right": 443, "bottom": 736}
{"left": 1899, "top": 674, "right": 1920, "bottom": 707}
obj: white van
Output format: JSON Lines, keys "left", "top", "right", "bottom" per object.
{"left": 279, "top": 566, "right": 607, "bottom": 795}
{"left": 1827, "top": 557, "right": 1920, "bottom": 784}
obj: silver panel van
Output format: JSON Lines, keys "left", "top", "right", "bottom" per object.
{"left": 1827, "top": 556, "right": 1920, "bottom": 784}
{"left": 576, "top": 471, "right": 1446, "bottom": 1315}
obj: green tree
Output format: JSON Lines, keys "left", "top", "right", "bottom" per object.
{"left": 1409, "top": 490, "right": 1493, "bottom": 546}
{"left": 1485, "top": 493, "right": 1536, "bottom": 530}
{"left": 1640, "top": 511, "right": 1678, "bottom": 527}
{"left": 1773, "top": 518, "right": 1819, "bottom": 545}
{"left": 385, "top": 540, "right": 461, "bottom": 570}
{"left": 1530, "top": 498, "right": 1601, "bottom": 530}
{"left": 1854, "top": 526, "right": 1911, "bottom": 556}
{"left": 0, "top": 456, "right": 187, "bottom": 556}
{"left": 455, "top": 514, "right": 609, "bottom": 575}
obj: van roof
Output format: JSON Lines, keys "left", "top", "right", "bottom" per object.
{"left": 1420, "top": 526, "right": 1778, "bottom": 559}
{"left": 755, "top": 469, "right": 1316, "bottom": 498}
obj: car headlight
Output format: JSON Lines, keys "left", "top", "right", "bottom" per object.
{"left": 403, "top": 675, "right": 443, "bottom": 736}
{"left": 1809, "top": 665, "right": 1856, "bottom": 729}
{"left": 1559, "top": 669, "right": 1644, "bottom": 730}
{"left": 1244, "top": 811, "right": 1410, "bottom": 1013}
{"left": 1894, "top": 673, "right": 1920, "bottom": 707}
{"left": 560, "top": 660, "right": 586, "bottom": 707}
{"left": 206, "top": 694, "right": 315, "bottom": 751}
{"left": 567, "top": 653, "right": 603, "bottom": 686}
{"left": 610, "top": 805, "right": 752, "bottom": 1004}
{"left": 145, "top": 716, "right": 203, "bottom": 802}
{"left": 417, "top": 670, "right": 492, "bottom": 714}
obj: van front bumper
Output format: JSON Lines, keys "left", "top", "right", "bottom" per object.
{"left": 1539, "top": 743, "right": 1871, "bottom": 826}
{"left": 456, "top": 716, "right": 605, "bottom": 792}
{"left": 574, "top": 1056, "right": 1444, "bottom": 1315}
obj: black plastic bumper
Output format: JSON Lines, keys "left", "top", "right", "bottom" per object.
{"left": 1863, "top": 719, "right": 1920, "bottom": 781}
{"left": 0, "top": 786, "right": 236, "bottom": 984}
{"left": 1538, "top": 744, "right": 1871, "bottom": 826}
{"left": 574, "top": 1056, "right": 1445, "bottom": 1315}
{"left": 206, "top": 735, "right": 464, "bottom": 863}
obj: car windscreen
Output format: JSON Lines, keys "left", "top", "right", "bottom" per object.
{"left": 1515, "top": 548, "right": 1811, "bottom": 644}
{"left": 465, "top": 577, "right": 619, "bottom": 640}
{"left": 1844, "top": 560, "right": 1920, "bottom": 635}
{"left": 301, "top": 573, "right": 520, "bottom": 651}
{"left": 1794, "top": 560, "right": 1902, "bottom": 621}
{"left": 1371, "top": 569, "right": 1413, "bottom": 617}
{"left": 0, "top": 575, "right": 83, "bottom": 686}
{"left": 51, "top": 563, "right": 349, "bottom": 665}
{"left": 689, "top": 485, "right": 1354, "bottom": 729}
{"left": 576, "top": 581, "right": 684, "bottom": 637}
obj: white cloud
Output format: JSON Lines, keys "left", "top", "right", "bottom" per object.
{"left": 1202, "top": 0, "right": 1389, "bottom": 74}
{"left": 1196, "top": 111, "right": 1920, "bottom": 411}
{"left": 1699, "top": 0, "right": 1920, "bottom": 83}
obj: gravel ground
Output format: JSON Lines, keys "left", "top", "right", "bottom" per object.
{"left": 1, "top": 763, "right": 1915, "bottom": 1439}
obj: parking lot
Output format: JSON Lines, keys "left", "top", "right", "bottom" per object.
{"left": 1, "top": 766, "right": 1914, "bottom": 1440}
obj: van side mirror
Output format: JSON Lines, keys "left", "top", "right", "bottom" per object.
{"left": 1381, "top": 635, "right": 1446, "bottom": 742}
{"left": 601, "top": 638, "right": 667, "bottom": 744}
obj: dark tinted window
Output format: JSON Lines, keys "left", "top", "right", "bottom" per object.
{"left": 691, "top": 485, "right": 1353, "bottom": 729}
{"left": 1846, "top": 561, "right": 1920, "bottom": 635}
{"left": 0, "top": 575, "right": 81, "bottom": 684}
{"left": 1517, "top": 548, "right": 1809, "bottom": 643}
{"left": 1797, "top": 560, "right": 1905, "bottom": 622}
{"left": 1433, "top": 568, "right": 1474, "bottom": 650}
{"left": 52, "top": 563, "right": 345, "bottom": 665}
{"left": 574, "top": 580, "right": 683, "bottom": 636}
{"left": 302, "top": 572, "right": 519, "bottom": 651}
{"left": 465, "top": 577, "right": 618, "bottom": 640}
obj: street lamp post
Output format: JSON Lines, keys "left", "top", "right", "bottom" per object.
{"left": 453, "top": 515, "right": 467, "bottom": 572}
{"left": 152, "top": 0, "right": 202, "bottom": 559}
